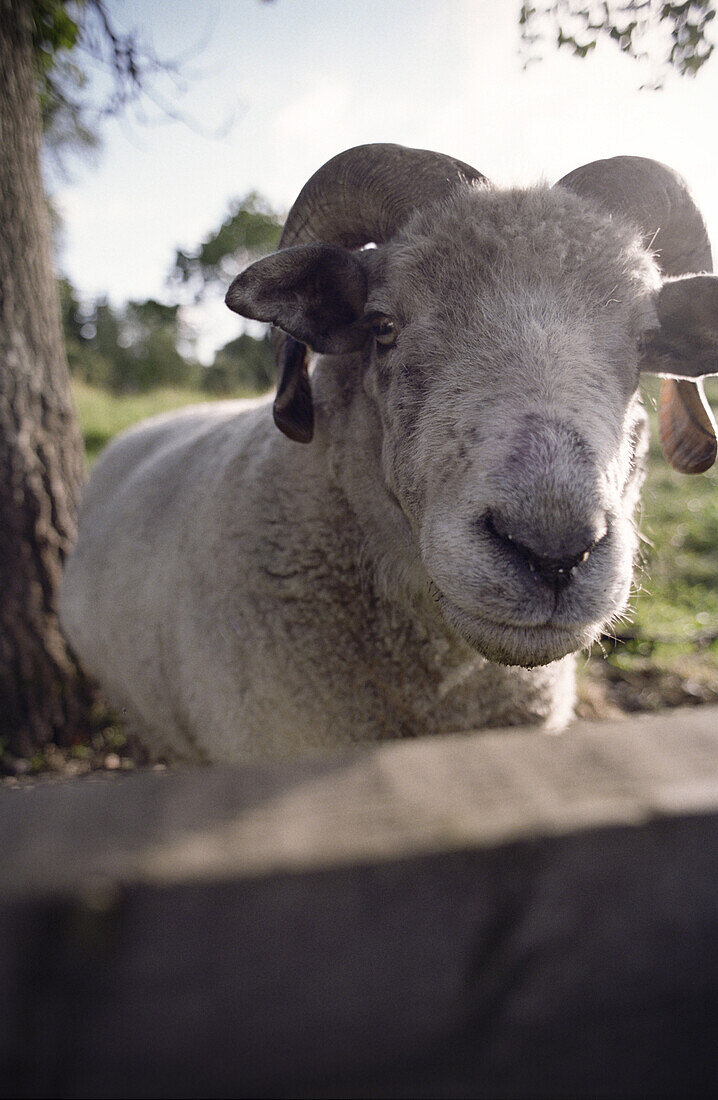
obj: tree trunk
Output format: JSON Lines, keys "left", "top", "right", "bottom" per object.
{"left": 0, "top": 0, "right": 92, "bottom": 757}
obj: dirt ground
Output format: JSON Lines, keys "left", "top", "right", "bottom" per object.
{"left": 575, "top": 657, "right": 718, "bottom": 719}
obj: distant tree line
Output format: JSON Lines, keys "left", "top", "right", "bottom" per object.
{"left": 59, "top": 191, "right": 282, "bottom": 396}
{"left": 58, "top": 276, "right": 277, "bottom": 395}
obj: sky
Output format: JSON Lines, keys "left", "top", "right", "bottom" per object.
{"left": 52, "top": 0, "right": 718, "bottom": 360}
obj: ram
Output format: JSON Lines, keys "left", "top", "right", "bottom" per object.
{"left": 60, "top": 144, "right": 718, "bottom": 763}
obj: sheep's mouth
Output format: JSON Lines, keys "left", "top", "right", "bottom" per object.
{"left": 432, "top": 587, "right": 600, "bottom": 667}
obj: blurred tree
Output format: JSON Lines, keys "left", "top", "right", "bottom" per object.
{"left": 60, "top": 285, "right": 203, "bottom": 392}
{"left": 32, "top": 0, "right": 100, "bottom": 168}
{"left": 35, "top": 0, "right": 215, "bottom": 172}
{"left": 203, "top": 331, "right": 275, "bottom": 395}
{"left": 57, "top": 273, "right": 83, "bottom": 343}
{"left": 170, "top": 192, "right": 283, "bottom": 299}
{"left": 0, "top": 0, "right": 242, "bottom": 758}
{"left": 58, "top": 275, "right": 112, "bottom": 386}
{"left": 114, "top": 299, "right": 201, "bottom": 391}
{"left": 520, "top": 1, "right": 715, "bottom": 85}
{"left": 89, "top": 296, "right": 128, "bottom": 388}
{"left": 0, "top": 0, "right": 92, "bottom": 756}
{"left": 170, "top": 191, "right": 282, "bottom": 394}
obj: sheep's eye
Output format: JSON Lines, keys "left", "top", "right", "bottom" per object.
{"left": 371, "top": 316, "right": 397, "bottom": 347}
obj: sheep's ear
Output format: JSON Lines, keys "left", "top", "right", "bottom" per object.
{"left": 273, "top": 336, "right": 314, "bottom": 443}
{"left": 225, "top": 242, "right": 368, "bottom": 354}
{"left": 226, "top": 243, "right": 368, "bottom": 443}
{"left": 639, "top": 275, "right": 718, "bottom": 474}
{"left": 639, "top": 276, "right": 718, "bottom": 381}
{"left": 657, "top": 378, "right": 717, "bottom": 474}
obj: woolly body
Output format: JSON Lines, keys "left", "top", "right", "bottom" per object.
{"left": 63, "top": 391, "right": 577, "bottom": 763}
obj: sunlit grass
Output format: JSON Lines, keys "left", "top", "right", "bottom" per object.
{"left": 592, "top": 377, "right": 718, "bottom": 690}
{"left": 72, "top": 379, "right": 225, "bottom": 465}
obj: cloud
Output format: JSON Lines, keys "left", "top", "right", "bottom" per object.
{"left": 274, "top": 76, "right": 351, "bottom": 149}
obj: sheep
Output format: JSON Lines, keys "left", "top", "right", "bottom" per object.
{"left": 59, "top": 144, "right": 718, "bottom": 764}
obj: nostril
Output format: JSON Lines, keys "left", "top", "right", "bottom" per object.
{"left": 484, "top": 510, "right": 603, "bottom": 590}
{"left": 532, "top": 554, "right": 584, "bottom": 591}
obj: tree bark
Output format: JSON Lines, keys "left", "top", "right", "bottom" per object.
{"left": 0, "top": 0, "right": 92, "bottom": 756}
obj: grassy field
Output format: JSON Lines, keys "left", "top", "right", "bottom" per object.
{"left": 72, "top": 376, "right": 718, "bottom": 715}
{"left": 72, "top": 379, "right": 224, "bottom": 465}
{"left": 587, "top": 377, "right": 718, "bottom": 713}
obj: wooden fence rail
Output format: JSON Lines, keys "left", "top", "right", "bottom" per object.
{"left": 2, "top": 705, "right": 718, "bottom": 1098}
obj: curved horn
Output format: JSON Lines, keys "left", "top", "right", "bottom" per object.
{"left": 556, "top": 155, "right": 716, "bottom": 474}
{"left": 279, "top": 142, "right": 488, "bottom": 250}
{"left": 556, "top": 156, "right": 712, "bottom": 274}
{"left": 273, "top": 144, "right": 488, "bottom": 441}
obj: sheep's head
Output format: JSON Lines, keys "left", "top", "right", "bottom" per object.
{"left": 227, "top": 145, "right": 718, "bottom": 668}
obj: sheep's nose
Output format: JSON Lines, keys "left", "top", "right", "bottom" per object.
{"left": 486, "top": 509, "right": 607, "bottom": 591}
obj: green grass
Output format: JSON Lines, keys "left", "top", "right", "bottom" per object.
{"left": 72, "top": 377, "right": 718, "bottom": 694}
{"left": 72, "top": 379, "right": 224, "bottom": 465}
{"left": 597, "top": 377, "right": 718, "bottom": 689}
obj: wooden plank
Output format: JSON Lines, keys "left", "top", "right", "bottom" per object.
{"left": 2, "top": 706, "right": 718, "bottom": 1097}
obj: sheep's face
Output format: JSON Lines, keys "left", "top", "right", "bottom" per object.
{"left": 228, "top": 181, "right": 710, "bottom": 668}
{"left": 318, "top": 187, "right": 657, "bottom": 667}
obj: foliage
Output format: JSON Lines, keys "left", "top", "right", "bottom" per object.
{"left": 57, "top": 274, "right": 83, "bottom": 341}
{"left": 58, "top": 275, "right": 111, "bottom": 386}
{"left": 119, "top": 298, "right": 201, "bottom": 391}
{"left": 59, "top": 282, "right": 201, "bottom": 392}
{"left": 59, "top": 273, "right": 275, "bottom": 396}
{"left": 166, "top": 194, "right": 282, "bottom": 392}
{"left": 520, "top": 1, "right": 716, "bottom": 85}
{"left": 31, "top": 0, "right": 99, "bottom": 162}
{"left": 30, "top": 0, "right": 227, "bottom": 170}
{"left": 170, "top": 192, "right": 283, "bottom": 297}
{"left": 202, "top": 332, "right": 275, "bottom": 395}
{"left": 35, "top": 5, "right": 284, "bottom": 396}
